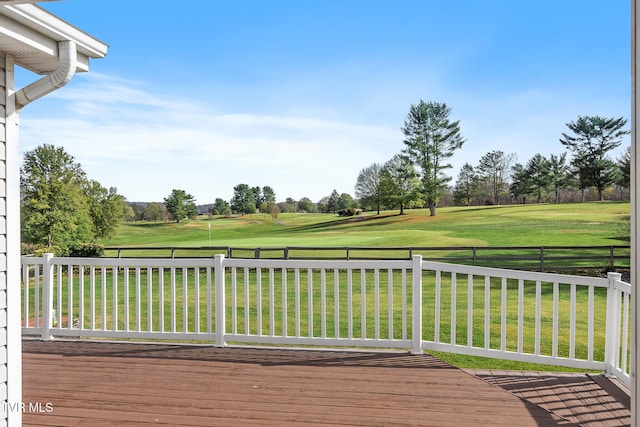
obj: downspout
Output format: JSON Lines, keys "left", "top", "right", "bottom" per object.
{"left": 14, "top": 39, "right": 77, "bottom": 110}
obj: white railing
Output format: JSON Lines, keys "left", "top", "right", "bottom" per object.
{"left": 21, "top": 253, "right": 631, "bottom": 387}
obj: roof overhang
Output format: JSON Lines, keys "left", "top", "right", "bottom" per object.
{"left": 0, "top": 2, "right": 107, "bottom": 74}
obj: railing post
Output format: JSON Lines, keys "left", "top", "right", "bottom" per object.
{"left": 214, "top": 254, "right": 226, "bottom": 347}
{"left": 41, "top": 253, "right": 54, "bottom": 341}
{"left": 411, "top": 255, "right": 423, "bottom": 355}
{"left": 604, "top": 272, "right": 622, "bottom": 376}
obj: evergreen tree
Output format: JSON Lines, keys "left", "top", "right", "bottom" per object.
{"left": 163, "top": 189, "right": 197, "bottom": 222}
{"left": 327, "top": 190, "right": 340, "bottom": 213}
{"left": 231, "top": 184, "right": 256, "bottom": 215}
{"left": 617, "top": 146, "right": 631, "bottom": 189}
{"left": 509, "top": 163, "right": 532, "bottom": 204}
{"left": 525, "top": 154, "right": 551, "bottom": 203}
{"left": 560, "top": 115, "right": 629, "bottom": 201}
{"left": 401, "top": 100, "right": 465, "bottom": 216}
{"left": 547, "top": 153, "right": 572, "bottom": 204}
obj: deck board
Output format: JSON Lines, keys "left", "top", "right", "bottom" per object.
{"left": 20, "top": 339, "right": 626, "bottom": 426}
{"left": 467, "top": 369, "right": 631, "bottom": 426}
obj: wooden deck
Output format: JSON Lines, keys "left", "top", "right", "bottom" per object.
{"left": 21, "top": 339, "right": 629, "bottom": 426}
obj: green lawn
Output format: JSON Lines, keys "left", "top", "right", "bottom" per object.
{"left": 103, "top": 202, "right": 629, "bottom": 249}
{"left": 101, "top": 202, "right": 630, "bottom": 270}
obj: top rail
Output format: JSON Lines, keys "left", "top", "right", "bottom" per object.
{"left": 101, "top": 245, "right": 631, "bottom": 271}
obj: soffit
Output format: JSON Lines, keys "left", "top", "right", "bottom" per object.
{"left": 0, "top": 3, "right": 107, "bottom": 74}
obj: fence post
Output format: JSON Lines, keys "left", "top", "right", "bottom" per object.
{"left": 411, "top": 255, "right": 423, "bottom": 355}
{"left": 214, "top": 254, "right": 226, "bottom": 347}
{"left": 609, "top": 246, "right": 615, "bottom": 269}
{"left": 604, "top": 272, "right": 622, "bottom": 376}
{"left": 41, "top": 253, "right": 54, "bottom": 341}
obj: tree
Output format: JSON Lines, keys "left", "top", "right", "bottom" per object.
{"left": 401, "top": 100, "right": 465, "bottom": 216}
{"left": 123, "top": 204, "right": 136, "bottom": 222}
{"left": 525, "top": 154, "right": 551, "bottom": 203}
{"left": 262, "top": 186, "right": 276, "bottom": 204}
{"left": 317, "top": 196, "right": 329, "bottom": 213}
{"left": 380, "top": 154, "right": 420, "bottom": 214}
{"left": 617, "top": 146, "right": 631, "bottom": 189}
{"left": 354, "top": 163, "right": 383, "bottom": 214}
{"left": 21, "top": 144, "right": 92, "bottom": 252}
{"left": 211, "top": 198, "right": 231, "bottom": 216}
{"left": 231, "top": 184, "right": 256, "bottom": 215}
{"left": 327, "top": 190, "right": 340, "bottom": 213}
{"left": 560, "top": 115, "right": 629, "bottom": 201}
{"left": 144, "top": 202, "right": 167, "bottom": 223}
{"left": 251, "top": 186, "right": 263, "bottom": 210}
{"left": 547, "top": 153, "right": 572, "bottom": 204}
{"left": 129, "top": 202, "right": 146, "bottom": 221}
{"left": 267, "top": 203, "right": 280, "bottom": 222}
{"left": 337, "top": 193, "right": 355, "bottom": 211}
{"left": 297, "top": 197, "right": 315, "bottom": 213}
{"left": 163, "top": 189, "right": 197, "bottom": 223}
{"left": 509, "top": 163, "right": 532, "bottom": 204}
{"left": 277, "top": 202, "right": 295, "bottom": 213}
{"left": 477, "top": 150, "right": 516, "bottom": 205}
{"left": 453, "top": 163, "right": 481, "bottom": 206}
{"left": 85, "top": 180, "right": 125, "bottom": 239}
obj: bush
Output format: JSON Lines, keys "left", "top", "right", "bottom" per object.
{"left": 21, "top": 243, "right": 64, "bottom": 256}
{"left": 337, "top": 208, "right": 362, "bottom": 217}
{"left": 69, "top": 242, "right": 104, "bottom": 257}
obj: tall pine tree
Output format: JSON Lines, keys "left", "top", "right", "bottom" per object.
{"left": 401, "top": 100, "right": 464, "bottom": 216}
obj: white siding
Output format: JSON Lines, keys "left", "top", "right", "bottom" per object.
{"left": 3, "top": 53, "right": 19, "bottom": 427}
{"left": 0, "top": 53, "right": 7, "bottom": 427}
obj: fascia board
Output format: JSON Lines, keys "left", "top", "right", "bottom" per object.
{"left": 0, "top": 4, "right": 107, "bottom": 59}
{"left": 0, "top": 12, "right": 55, "bottom": 56}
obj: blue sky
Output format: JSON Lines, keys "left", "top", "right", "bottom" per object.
{"left": 16, "top": 1, "right": 631, "bottom": 204}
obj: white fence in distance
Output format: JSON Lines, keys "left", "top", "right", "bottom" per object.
{"left": 21, "top": 253, "right": 632, "bottom": 387}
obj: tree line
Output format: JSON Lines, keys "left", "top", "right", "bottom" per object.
{"left": 356, "top": 106, "right": 630, "bottom": 215}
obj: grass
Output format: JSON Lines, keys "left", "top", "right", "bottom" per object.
{"left": 101, "top": 202, "right": 631, "bottom": 270}
{"left": 103, "top": 202, "right": 629, "bottom": 249}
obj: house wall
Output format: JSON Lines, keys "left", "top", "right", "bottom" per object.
{"left": 1, "top": 53, "right": 20, "bottom": 427}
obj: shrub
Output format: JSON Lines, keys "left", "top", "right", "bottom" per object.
{"left": 69, "top": 242, "right": 104, "bottom": 257}
{"left": 337, "top": 208, "right": 363, "bottom": 217}
{"left": 21, "top": 243, "right": 64, "bottom": 256}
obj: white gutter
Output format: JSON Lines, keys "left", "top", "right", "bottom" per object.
{"left": 14, "top": 38, "right": 76, "bottom": 109}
